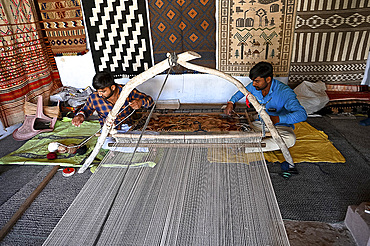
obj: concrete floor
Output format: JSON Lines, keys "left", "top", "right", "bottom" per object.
{"left": 285, "top": 220, "right": 357, "bottom": 245}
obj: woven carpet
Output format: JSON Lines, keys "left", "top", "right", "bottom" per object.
{"left": 148, "top": 0, "right": 216, "bottom": 73}
{"left": 217, "top": 0, "right": 297, "bottom": 77}
{"left": 288, "top": 0, "right": 370, "bottom": 87}
{"left": 269, "top": 116, "right": 370, "bottom": 222}
{"left": 81, "top": 0, "right": 153, "bottom": 78}
{"left": 36, "top": 0, "right": 88, "bottom": 56}
{"left": 0, "top": 0, "right": 62, "bottom": 128}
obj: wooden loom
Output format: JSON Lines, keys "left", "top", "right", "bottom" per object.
{"left": 43, "top": 52, "right": 292, "bottom": 245}
{"left": 78, "top": 51, "right": 294, "bottom": 174}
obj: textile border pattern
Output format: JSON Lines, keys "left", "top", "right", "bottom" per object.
{"left": 148, "top": 0, "right": 216, "bottom": 72}
{"left": 0, "top": 0, "right": 61, "bottom": 128}
{"left": 217, "top": 0, "right": 297, "bottom": 77}
{"left": 81, "top": 0, "right": 153, "bottom": 78}
{"left": 288, "top": 0, "right": 370, "bottom": 87}
{"left": 37, "top": 0, "right": 88, "bottom": 56}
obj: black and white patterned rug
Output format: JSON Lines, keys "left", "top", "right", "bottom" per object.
{"left": 81, "top": 0, "right": 153, "bottom": 78}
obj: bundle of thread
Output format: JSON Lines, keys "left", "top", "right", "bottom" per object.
{"left": 47, "top": 152, "right": 57, "bottom": 160}
{"left": 47, "top": 142, "right": 87, "bottom": 160}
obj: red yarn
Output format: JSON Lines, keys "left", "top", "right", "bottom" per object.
{"left": 47, "top": 152, "right": 57, "bottom": 160}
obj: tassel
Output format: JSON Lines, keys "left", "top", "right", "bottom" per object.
{"left": 246, "top": 94, "right": 250, "bottom": 108}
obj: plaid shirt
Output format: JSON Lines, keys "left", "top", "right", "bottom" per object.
{"left": 79, "top": 84, "right": 153, "bottom": 129}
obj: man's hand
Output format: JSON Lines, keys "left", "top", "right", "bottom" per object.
{"left": 224, "top": 102, "right": 234, "bottom": 115}
{"left": 72, "top": 114, "right": 84, "bottom": 127}
{"left": 270, "top": 115, "right": 280, "bottom": 125}
{"left": 130, "top": 99, "right": 143, "bottom": 110}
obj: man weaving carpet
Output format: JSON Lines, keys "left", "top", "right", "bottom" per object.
{"left": 224, "top": 62, "right": 307, "bottom": 175}
{"left": 72, "top": 70, "right": 154, "bottom": 152}
{"left": 72, "top": 70, "right": 154, "bottom": 129}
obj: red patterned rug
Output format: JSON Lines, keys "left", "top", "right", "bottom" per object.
{"left": 36, "top": 0, "right": 88, "bottom": 56}
{"left": 0, "top": 0, "right": 62, "bottom": 128}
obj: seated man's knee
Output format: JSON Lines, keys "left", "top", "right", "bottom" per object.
{"left": 277, "top": 126, "right": 296, "bottom": 148}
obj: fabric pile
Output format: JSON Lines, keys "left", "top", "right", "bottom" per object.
{"left": 50, "top": 86, "right": 93, "bottom": 108}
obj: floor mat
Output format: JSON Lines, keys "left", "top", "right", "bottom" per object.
{"left": 208, "top": 122, "right": 345, "bottom": 164}
{"left": 0, "top": 118, "right": 102, "bottom": 167}
{"left": 264, "top": 122, "right": 345, "bottom": 163}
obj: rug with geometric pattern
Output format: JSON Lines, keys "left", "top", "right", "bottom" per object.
{"left": 37, "top": 0, "right": 88, "bottom": 56}
{"left": 288, "top": 0, "right": 370, "bottom": 87}
{"left": 148, "top": 0, "right": 216, "bottom": 73}
{"left": 217, "top": 0, "right": 297, "bottom": 77}
{"left": 81, "top": 0, "right": 153, "bottom": 78}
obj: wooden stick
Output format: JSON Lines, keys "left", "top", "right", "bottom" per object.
{"left": 78, "top": 51, "right": 202, "bottom": 173}
{"left": 244, "top": 110, "right": 253, "bottom": 126}
{"left": 97, "top": 131, "right": 272, "bottom": 138}
{"left": 176, "top": 60, "right": 294, "bottom": 166}
{"left": 113, "top": 132, "right": 265, "bottom": 140}
{"left": 0, "top": 165, "right": 60, "bottom": 241}
{"left": 108, "top": 143, "right": 266, "bottom": 148}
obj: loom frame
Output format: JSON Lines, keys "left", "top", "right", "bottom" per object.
{"left": 78, "top": 51, "right": 293, "bottom": 173}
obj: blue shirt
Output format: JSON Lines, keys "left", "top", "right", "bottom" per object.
{"left": 229, "top": 79, "right": 307, "bottom": 128}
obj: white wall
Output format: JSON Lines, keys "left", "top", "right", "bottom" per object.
{"left": 55, "top": 51, "right": 288, "bottom": 104}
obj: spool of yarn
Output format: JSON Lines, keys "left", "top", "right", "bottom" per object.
{"left": 48, "top": 142, "right": 60, "bottom": 152}
{"left": 47, "top": 152, "right": 57, "bottom": 160}
{"left": 62, "top": 168, "right": 75, "bottom": 177}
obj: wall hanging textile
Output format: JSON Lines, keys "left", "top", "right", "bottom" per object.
{"left": 0, "top": 0, "right": 62, "bottom": 129}
{"left": 36, "top": 0, "right": 88, "bottom": 56}
{"left": 81, "top": 0, "right": 153, "bottom": 78}
{"left": 288, "top": 0, "right": 370, "bottom": 87}
{"left": 148, "top": 0, "right": 216, "bottom": 73}
{"left": 217, "top": 0, "right": 297, "bottom": 77}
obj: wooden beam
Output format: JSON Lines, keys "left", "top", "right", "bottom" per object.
{"left": 108, "top": 143, "right": 266, "bottom": 148}
{"left": 0, "top": 165, "right": 60, "bottom": 241}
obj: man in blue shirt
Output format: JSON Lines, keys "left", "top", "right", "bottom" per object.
{"left": 224, "top": 61, "right": 307, "bottom": 156}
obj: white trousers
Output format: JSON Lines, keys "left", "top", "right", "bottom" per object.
{"left": 245, "top": 121, "right": 296, "bottom": 153}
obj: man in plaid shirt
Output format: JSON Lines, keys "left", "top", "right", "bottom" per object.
{"left": 72, "top": 70, "right": 153, "bottom": 129}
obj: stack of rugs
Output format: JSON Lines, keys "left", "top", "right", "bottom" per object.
{"left": 324, "top": 84, "right": 370, "bottom": 114}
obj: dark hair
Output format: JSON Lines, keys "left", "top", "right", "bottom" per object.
{"left": 92, "top": 71, "right": 116, "bottom": 90}
{"left": 249, "top": 62, "right": 273, "bottom": 80}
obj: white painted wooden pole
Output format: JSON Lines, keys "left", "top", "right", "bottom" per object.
{"left": 78, "top": 51, "right": 201, "bottom": 173}
{"left": 177, "top": 60, "right": 294, "bottom": 166}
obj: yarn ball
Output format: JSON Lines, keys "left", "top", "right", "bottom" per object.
{"left": 47, "top": 152, "right": 57, "bottom": 160}
{"left": 76, "top": 145, "right": 88, "bottom": 155}
{"left": 48, "top": 142, "right": 60, "bottom": 152}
